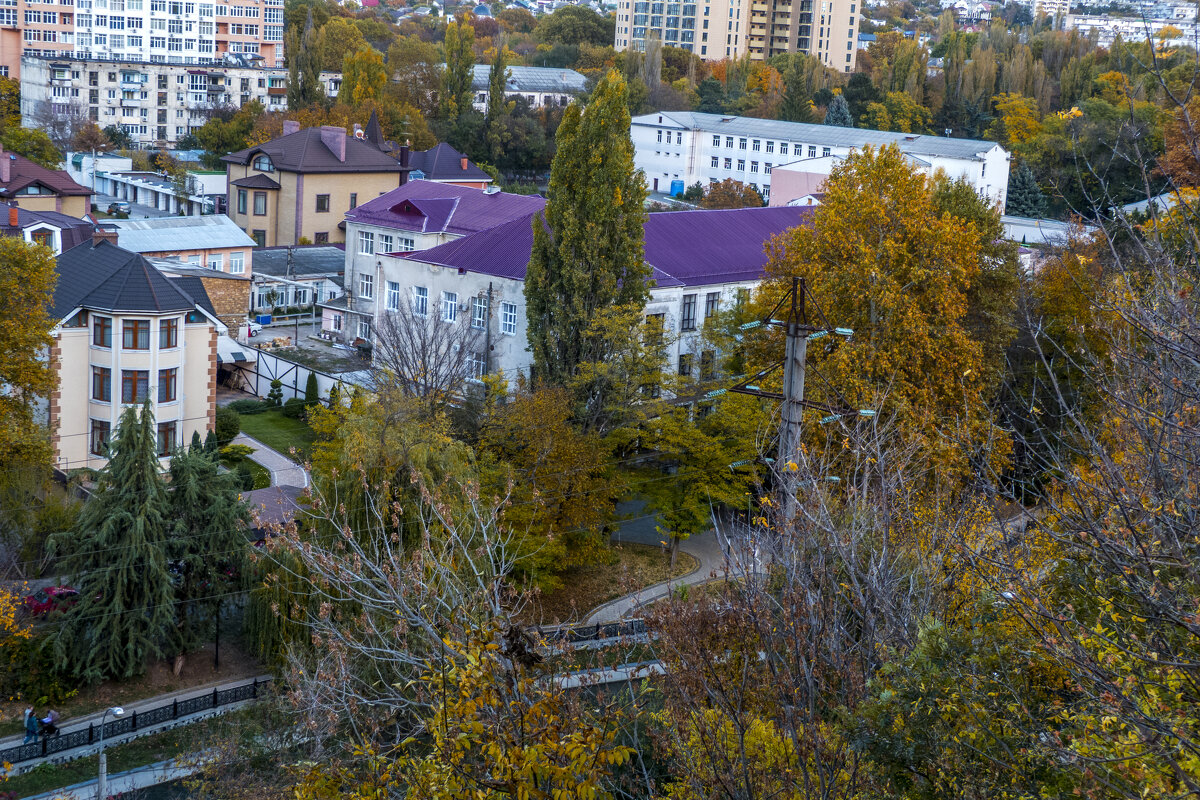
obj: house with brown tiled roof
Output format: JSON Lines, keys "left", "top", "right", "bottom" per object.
{"left": 406, "top": 143, "right": 493, "bottom": 189}
{"left": 222, "top": 115, "right": 407, "bottom": 249}
{"left": 0, "top": 147, "right": 93, "bottom": 217}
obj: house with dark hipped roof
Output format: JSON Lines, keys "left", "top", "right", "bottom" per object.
{"left": 0, "top": 202, "right": 94, "bottom": 255}
{"left": 0, "top": 147, "right": 93, "bottom": 216}
{"left": 326, "top": 187, "right": 814, "bottom": 384}
{"left": 47, "top": 233, "right": 228, "bottom": 473}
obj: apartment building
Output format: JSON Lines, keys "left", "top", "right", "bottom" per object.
{"left": 633, "top": 110, "right": 1011, "bottom": 206}
{"left": 20, "top": 55, "right": 342, "bottom": 147}
{"left": 1066, "top": 13, "right": 1199, "bottom": 44}
{"left": 0, "top": 0, "right": 286, "bottom": 80}
{"left": 614, "top": 0, "right": 859, "bottom": 68}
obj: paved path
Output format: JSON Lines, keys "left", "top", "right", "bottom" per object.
{"left": 0, "top": 675, "right": 272, "bottom": 775}
{"left": 585, "top": 503, "right": 742, "bottom": 624}
{"left": 232, "top": 433, "right": 309, "bottom": 488}
{"left": 19, "top": 756, "right": 200, "bottom": 799}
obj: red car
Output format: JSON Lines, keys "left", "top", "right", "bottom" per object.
{"left": 24, "top": 586, "right": 79, "bottom": 615}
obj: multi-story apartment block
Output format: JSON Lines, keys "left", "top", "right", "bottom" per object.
{"left": 614, "top": 0, "right": 749, "bottom": 59}
{"left": 20, "top": 55, "right": 341, "bottom": 147}
{"left": 614, "top": 0, "right": 858, "bottom": 68}
{"left": 1, "top": 0, "right": 285, "bottom": 79}
{"left": 633, "top": 110, "right": 1011, "bottom": 207}
{"left": 1066, "top": 12, "right": 1199, "bottom": 44}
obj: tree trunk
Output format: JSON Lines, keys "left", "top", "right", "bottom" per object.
{"left": 670, "top": 535, "right": 679, "bottom": 569}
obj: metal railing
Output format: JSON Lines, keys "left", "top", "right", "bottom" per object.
{"left": 1, "top": 677, "right": 271, "bottom": 766}
{"left": 535, "top": 619, "right": 647, "bottom": 645}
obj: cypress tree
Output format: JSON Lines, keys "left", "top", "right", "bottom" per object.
{"left": 304, "top": 372, "right": 320, "bottom": 406}
{"left": 779, "top": 58, "right": 813, "bottom": 123}
{"left": 1005, "top": 162, "right": 1047, "bottom": 218}
{"left": 485, "top": 41, "right": 512, "bottom": 162}
{"left": 190, "top": 430, "right": 203, "bottom": 453}
{"left": 167, "top": 445, "right": 252, "bottom": 653}
{"left": 824, "top": 94, "right": 853, "bottom": 127}
{"left": 525, "top": 69, "right": 648, "bottom": 387}
{"left": 286, "top": 9, "right": 324, "bottom": 110}
{"left": 50, "top": 402, "right": 175, "bottom": 681}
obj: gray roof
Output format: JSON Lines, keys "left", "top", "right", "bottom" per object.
{"left": 53, "top": 239, "right": 211, "bottom": 320}
{"left": 252, "top": 245, "right": 346, "bottom": 278}
{"left": 470, "top": 64, "right": 587, "bottom": 94}
{"left": 1001, "top": 215, "right": 1095, "bottom": 245}
{"left": 637, "top": 111, "right": 1006, "bottom": 161}
{"left": 103, "top": 215, "right": 256, "bottom": 253}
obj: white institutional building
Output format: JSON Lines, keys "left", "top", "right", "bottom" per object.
{"left": 632, "top": 110, "right": 1011, "bottom": 208}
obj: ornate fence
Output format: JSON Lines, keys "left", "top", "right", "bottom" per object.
{"left": 537, "top": 619, "right": 647, "bottom": 645}
{"left": 1, "top": 677, "right": 270, "bottom": 766}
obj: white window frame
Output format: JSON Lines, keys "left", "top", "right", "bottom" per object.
{"left": 413, "top": 286, "right": 428, "bottom": 317}
{"left": 386, "top": 280, "right": 400, "bottom": 312}
{"left": 500, "top": 301, "right": 517, "bottom": 335}
{"left": 357, "top": 230, "right": 374, "bottom": 255}
{"left": 471, "top": 296, "right": 488, "bottom": 330}
{"left": 441, "top": 291, "right": 458, "bottom": 323}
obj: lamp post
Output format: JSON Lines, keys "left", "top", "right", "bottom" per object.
{"left": 97, "top": 706, "right": 125, "bottom": 800}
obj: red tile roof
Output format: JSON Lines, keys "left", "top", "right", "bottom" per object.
{"left": 0, "top": 151, "right": 92, "bottom": 199}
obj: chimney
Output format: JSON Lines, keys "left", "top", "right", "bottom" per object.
{"left": 0, "top": 147, "right": 9, "bottom": 184}
{"left": 282, "top": 120, "right": 301, "bottom": 136}
{"left": 92, "top": 228, "right": 119, "bottom": 247}
{"left": 319, "top": 126, "right": 347, "bottom": 162}
{"left": 7, "top": 203, "right": 18, "bottom": 227}
{"left": 460, "top": 155, "right": 468, "bottom": 171}
{"left": 399, "top": 139, "right": 411, "bottom": 186}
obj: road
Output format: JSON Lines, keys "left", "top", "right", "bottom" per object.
{"left": 92, "top": 193, "right": 174, "bottom": 219}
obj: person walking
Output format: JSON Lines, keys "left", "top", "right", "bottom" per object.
{"left": 22, "top": 707, "right": 39, "bottom": 744}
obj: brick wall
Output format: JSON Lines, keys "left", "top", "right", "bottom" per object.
{"left": 199, "top": 276, "right": 251, "bottom": 332}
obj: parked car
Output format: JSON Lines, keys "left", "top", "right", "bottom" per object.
{"left": 107, "top": 202, "right": 131, "bottom": 215}
{"left": 24, "top": 586, "right": 79, "bottom": 615}
{"left": 246, "top": 320, "right": 263, "bottom": 336}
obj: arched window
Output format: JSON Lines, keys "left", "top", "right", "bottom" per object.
{"left": 252, "top": 154, "right": 273, "bottom": 172}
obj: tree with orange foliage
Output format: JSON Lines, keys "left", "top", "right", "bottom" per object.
{"left": 699, "top": 178, "right": 763, "bottom": 209}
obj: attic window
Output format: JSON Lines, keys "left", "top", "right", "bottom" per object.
{"left": 186, "top": 310, "right": 205, "bottom": 323}
{"left": 252, "top": 154, "right": 274, "bottom": 172}
{"left": 16, "top": 185, "right": 51, "bottom": 196}
{"left": 63, "top": 310, "right": 88, "bottom": 328}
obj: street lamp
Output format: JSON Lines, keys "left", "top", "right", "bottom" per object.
{"left": 97, "top": 706, "right": 125, "bottom": 800}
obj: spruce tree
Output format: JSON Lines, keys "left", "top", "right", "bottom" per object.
{"left": 304, "top": 372, "right": 320, "bottom": 407}
{"left": 824, "top": 93, "right": 853, "bottom": 127}
{"left": 286, "top": 9, "right": 324, "bottom": 110}
{"left": 525, "top": 70, "right": 648, "bottom": 388}
{"left": 167, "top": 445, "right": 251, "bottom": 653}
{"left": 779, "top": 58, "right": 813, "bottom": 123}
{"left": 50, "top": 403, "right": 175, "bottom": 681}
{"left": 1005, "top": 162, "right": 1047, "bottom": 218}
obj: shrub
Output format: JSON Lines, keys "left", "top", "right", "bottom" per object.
{"left": 215, "top": 406, "right": 241, "bottom": 445}
{"left": 235, "top": 461, "right": 255, "bottom": 491}
{"left": 227, "top": 399, "right": 269, "bottom": 414}
{"left": 267, "top": 379, "right": 283, "bottom": 407}
{"left": 281, "top": 397, "right": 307, "bottom": 419}
{"left": 304, "top": 373, "right": 319, "bottom": 406}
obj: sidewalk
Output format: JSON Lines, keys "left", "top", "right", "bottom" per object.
{"left": 19, "top": 756, "right": 201, "bottom": 800}
{"left": 232, "top": 433, "right": 309, "bottom": 489}
{"left": 0, "top": 675, "right": 272, "bottom": 774}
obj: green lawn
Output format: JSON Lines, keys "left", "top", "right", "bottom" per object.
{"left": 236, "top": 410, "right": 316, "bottom": 461}
{"left": 219, "top": 456, "right": 270, "bottom": 489}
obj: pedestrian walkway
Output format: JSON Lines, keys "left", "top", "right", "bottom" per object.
{"left": 0, "top": 675, "right": 272, "bottom": 774}
{"left": 18, "top": 756, "right": 200, "bottom": 800}
{"left": 232, "top": 433, "right": 309, "bottom": 488}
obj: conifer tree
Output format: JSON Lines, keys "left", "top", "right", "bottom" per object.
{"left": 824, "top": 93, "right": 853, "bottom": 127}
{"left": 285, "top": 9, "right": 324, "bottom": 110}
{"left": 779, "top": 58, "right": 813, "bottom": 123}
{"left": 1005, "top": 161, "right": 1047, "bottom": 218}
{"left": 50, "top": 403, "right": 175, "bottom": 681}
{"left": 485, "top": 42, "right": 513, "bottom": 162}
{"left": 167, "top": 445, "right": 251, "bottom": 653}
{"left": 305, "top": 372, "right": 320, "bottom": 406}
{"left": 525, "top": 69, "right": 648, "bottom": 390}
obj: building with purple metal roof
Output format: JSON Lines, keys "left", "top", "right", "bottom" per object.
{"left": 325, "top": 201, "right": 814, "bottom": 385}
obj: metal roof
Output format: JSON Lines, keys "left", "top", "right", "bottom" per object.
{"left": 470, "top": 64, "right": 588, "bottom": 94}
{"left": 253, "top": 245, "right": 346, "bottom": 278}
{"left": 637, "top": 111, "right": 1006, "bottom": 161}
{"left": 103, "top": 215, "right": 257, "bottom": 253}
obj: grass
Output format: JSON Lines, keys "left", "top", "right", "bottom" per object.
{"left": 219, "top": 456, "right": 270, "bottom": 489}
{"left": 237, "top": 409, "right": 316, "bottom": 461}
{"left": 524, "top": 543, "right": 699, "bottom": 626}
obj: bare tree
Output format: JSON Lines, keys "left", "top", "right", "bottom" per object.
{"left": 25, "top": 99, "right": 91, "bottom": 154}
{"left": 371, "top": 297, "right": 485, "bottom": 413}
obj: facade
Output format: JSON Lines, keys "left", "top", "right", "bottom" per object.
{"left": 251, "top": 245, "right": 345, "bottom": 313}
{"left": 0, "top": 201, "right": 94, "bottom": 254}
{"left": 100, "top": 215, "right": 255, "bottom": 275}
{"left": 326, "top": 205, "right": 814, "bottom": 385}
{"left": 0, "top": 147, "right": 93, "bottom": 215}
{"left": 20, "top": 55, "right": 341, "bottom": 147}
{"left": 746, "top": 0, "right": 860, "bottom": 69}
{"left": 48, "top": 234, "right": 223, "bottom": 472}
{"left": 329, "top": 181, "right": 546, "bottom": 342}
{"left": 222, "top": 119, "right": 406, "bottom": 248}
{"left": 469, "top": 64, "right": 587, "bottom": 110}
{"left": 633, "top": 110, "right": 1010, "bottom": 206}
{"left": 1066, "top": 13, "right": 1199, "bottom": 45}
{"left": 2, "top": 0, "right": 286, "bottom": 81}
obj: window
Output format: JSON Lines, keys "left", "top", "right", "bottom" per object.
{"left": 332, "top": 313, "right": 343, "bottom": 332}
{"left": 357, "top": 320, "right": 370, "bottom": 340}
{"left": 780, "top": 143, "right": 789, "bottom": 156}
{"left": 349, "top": 192, "right": 357, "bottom": 210}
{"left": 737, "top": 159, "right": 745, "bottom": 171}
{"left": 808, "top": 145, "right": 817, "bottom": 158}
{"left": 93, "top": 315, "right": 112, "bottom": 347}
{"left": 724, "top": 158, "right": 732, "bottom": 169}
{"left": 766, "top": 141, "right": 775, "bottom": 153}
{"left": 159, "top": 317, "right": 178, "bottom": 348}
{"left": 500, "top": 301, "right": 517, "bottom": 335}
{"left": 442, "top": 291, "right": 458, "bottom": 323}
{"left": 705, "top": 292, "right": 720, "bottom": 321}
{"left": 156, "top": 420, "right": 176, "bottom": 456}
{"left": 253, "top": 191, "right": 266, "bottom": 215}
{"left": 379, "top": 234, "right": 393, "bottom": 253}
{"left": 466, "top": 352, "right": 487, "bottom": 380}
{"left": 92, "top": 367, "right": 112, "bottom": 401}
{"left": 700, "top": 350, "right": 715, "bottom": 380}
{"left": 738, "top": 138, "right": 747, "bottom": 149}
{"left": 252, "top": 230, "right": 266, "bottom": 247}
{"left": 750, "top": 161, "right": 759, "bottom": 173}
{"left": 678, "top": 352, "right": 693, "bottom": 377}
{"left": 252, "top": 154, "right": 273, "bottom": 171}
{"left": 712, "top": 135, "right": 720, "bottom": 146}
{"left": 680, "top": 294, "right": 697, "bottom": 331}
{"left": 121, "top": 369, "right": 149, "bottom": 403}
{"left": 711, "top": 156, "right": 718, "bottom": 168}
{"left": 725, "top": 136, "right": 733, "bottom": 147}
{"left": 398, "top": 236, "right": 415, "bottom": 252}
{"left": 229, "top": 252, "right": 244, "bottom": 274}
{"left": 822, "top": 147, "right": 831, "bottom": 157}
{"left": 90, "top": 419, "right": 111, "bottom": 455}
{"left": 315, "top": 194, "right": 330, "bottom": 213}
{"left": 359, "top": 273, "right": 373, "bottom": 299}
{"left": 207, "top": 254, "right": 222, "bottom": 270}
{"left": 385, "top": 280, "right": 400, "bottom": 311}
{"left": 471, "top": 296, "right": 489, "bottom": 329}
{"left": 158, "top": 367, "right": 177, "bottom": 402}
{"left": 413, "top": 286, "right": 428, "bottom": 317}
{"left": 645, "top": 313, "right": 666, "bottom": 342}
{"left": 314, "top": 232, "right": 328, "bottom": 244}
{"left": 752, "top": 139, "right": 761, "bottom": 151}
{"left": 122, "top": 319, "right": 150, "bottom": 349}
{"left": 358, "top": 231, "right": 374, "bottom": 255}
{"left": 236, "top": 188, "right": 246, "bottom": 214}
{"left": 31, "top": 229, "right": 54, "bottom": 249}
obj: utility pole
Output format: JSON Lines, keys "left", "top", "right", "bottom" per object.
{"left": 720, "top": 277, "right": 866, "bottom": 524}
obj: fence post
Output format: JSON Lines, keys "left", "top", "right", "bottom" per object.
{"left": 252, "top": 678, "right": 258, "bottom": 698}
{"left": 173, "top": 699, "right": 178, "bottom": 720}
{"left": 212, "top": 687, "right": 219, "bottom": 708}
{"left": 131, "top": 711, "right": 137, "bottom": 732}
{"left": 41, "top": 735, "right": 46, "bottom": 757}
{"left": 88, "top": 723, "right": 94, "bottom": 745}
